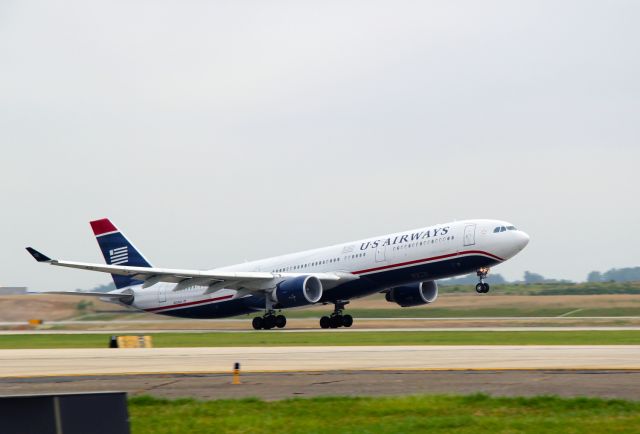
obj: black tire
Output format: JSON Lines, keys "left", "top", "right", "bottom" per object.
{"left": 275, "top": 315, "right": 287, "bottom": 328}
{"left": 252, "top": 317, "right": 263, "bottom": 330}
{"left": 330, "top": 315, "right": 342, "bottom": 328}
{"left": 264, "top": 315, "right": 276, "bottom": 329}
{"left": 475, "top": 283, "right": 484, "bottom": 294}
{"left": 320, "top": 316, "right": 331, "bottom": 329}
{"left": 342, "top": 314, "right": 353, "bottom": 328}
{"left": 482, "top": 283, "right": 490, "bottom": 293}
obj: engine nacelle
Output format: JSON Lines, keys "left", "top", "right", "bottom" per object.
{"left": 118, "top": 288, "right": 135, "bottom": 305}
{"left": 272, "top": 275, "right": 323, "bottom": 309}
{"left": 385, "top": 281, "right": 438, "bottom": 307}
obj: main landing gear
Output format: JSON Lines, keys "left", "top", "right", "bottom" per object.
{"left": 320, "top": 301, "right": 353, "bottom": 329}
{"left": 475, "top": 267, "right": 490, "bottom": 294}
{"left": 252, "top": 294, "right": 288, "bottom": 330}
{"left": 252, "top": 311, "right": 287, "bottom": 330}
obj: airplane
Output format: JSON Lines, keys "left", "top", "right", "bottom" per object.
{"left": 26, "top": 218, "right": 529, "bottom": 329}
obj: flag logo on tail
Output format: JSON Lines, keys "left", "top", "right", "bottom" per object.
{"left": 109, "top": 246, "right": 128, "bottom": 264}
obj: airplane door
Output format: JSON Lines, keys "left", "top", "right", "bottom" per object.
{"left": 463, "top": 224, "right": 476, "bottom": 247}
{"left": 375, "top": 244, "right": 386, "bottom": 262}
{"left": 158, "top": 287, "right": 167, "bottom": 303}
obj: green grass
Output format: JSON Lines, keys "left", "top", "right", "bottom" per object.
{"left": 128, "top": 394, "right": 640, "bottom": 434}
{"left": 1, "top": 330, "right": 639, "bottom": 349}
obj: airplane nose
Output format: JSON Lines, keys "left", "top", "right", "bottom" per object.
{"left": 517, "top": 231, "right": 530, "bottom": 249}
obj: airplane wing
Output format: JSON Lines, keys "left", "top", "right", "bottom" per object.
{"left": 26, "top": 247, "right": 358, "bottom": 292}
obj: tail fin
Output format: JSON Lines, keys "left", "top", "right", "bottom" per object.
{"left": 90, "top": 218, "right": 152, "bottom": 289}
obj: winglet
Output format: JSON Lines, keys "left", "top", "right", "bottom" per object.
{"left": 26, "top": 247, "right": 52, "bottom": 263}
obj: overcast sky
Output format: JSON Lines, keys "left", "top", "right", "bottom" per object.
{"left": 1, "top": 1, "right": 639, "bottom": 291}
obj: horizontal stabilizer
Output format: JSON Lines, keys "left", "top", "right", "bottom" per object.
{"left": 28, "top": 290, "right": 127, "bottom": 298}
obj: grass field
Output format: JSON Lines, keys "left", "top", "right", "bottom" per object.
{"left": 1, "top": 330, "right": 639, "bottom": 349}
{"left": 128, "top": 394, "right": 640, "bottom": 434}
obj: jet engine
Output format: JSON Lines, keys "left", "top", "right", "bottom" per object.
{"left": 272, "top": 275, "right": 323, "bottom": 309}
{"left": 385, "top": 281, "right": 438, "bottom": 307}
{"left": 118, "top": 289, "right": 135, "bottom": 305}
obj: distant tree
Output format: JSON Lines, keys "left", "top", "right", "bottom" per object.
{"left": 602, "top": 267, "right": 640, "bottom": 282}
{"left": 74, "top": 282, "right": 116, "bottom": 293}
{"left": 523, "top": 271, "right": 545, "bottom": 284}
{"left": 587, "top": 271, "right": 602, "bottom": 283}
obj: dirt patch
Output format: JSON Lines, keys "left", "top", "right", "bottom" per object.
{"left": 0, "top": 295, "right": 124, "bottom": 321}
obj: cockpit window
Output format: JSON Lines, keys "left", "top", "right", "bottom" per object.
{"left": 494, "top": 226, "right": 516, "bottom": 233}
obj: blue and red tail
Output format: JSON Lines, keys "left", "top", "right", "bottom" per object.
{"left": 90, "top": 218, "right": 152, "bottom": 289}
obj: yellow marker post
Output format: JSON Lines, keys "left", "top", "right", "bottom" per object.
{"left": 232, "top": 362, "right": 241, "bottom": 385}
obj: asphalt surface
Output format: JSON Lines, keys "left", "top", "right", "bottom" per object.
{"left": 1, "top": 346, "right": 640, "bottom": 378}
{"left": 2, "top": 370, "right": 640, "bottom": 401}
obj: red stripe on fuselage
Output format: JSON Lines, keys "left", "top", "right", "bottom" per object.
{"left": 145, "top": 294, "right": 234, "bottom": 313}
{"left": 352, "top": 250, "right": 503, "bottom": 275}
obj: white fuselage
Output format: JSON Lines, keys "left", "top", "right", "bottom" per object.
{"left": 125, "top": 219, "right": 529, "bottom": 317}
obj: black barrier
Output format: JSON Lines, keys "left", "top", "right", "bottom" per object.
{"left": 0, "top": 391, "right": 130, "bottom": 434}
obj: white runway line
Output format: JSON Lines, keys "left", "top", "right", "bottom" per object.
{"left": 1, "top": 345, "right": 639, "bottom": 377}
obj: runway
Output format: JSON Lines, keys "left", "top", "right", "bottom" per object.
{"left": 3, "top": 370, "right": 640, "bottom": 401}
{"left": 1, "top": 345, "right": 640, "bottom": 378}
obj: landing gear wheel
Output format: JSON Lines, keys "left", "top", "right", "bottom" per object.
{"left": 264, "top": 315, "right": 276, "bottom": 330}
{"left": 275, "top": 315, "right": 287, "bottom": 329}
{"left": 342, "top": 314, "right": 353, "bottom": 328}
{"left": 320, "top": 316, "right": 331, "bottom": 329}
{"left": 329, "top": 315, "right": 342, "bottom": 328}
{"left": 252, "top": 317, "right": 264, "bottom": 330}
{"left": 475, "top": 267, "right": 491, "bottom": 294}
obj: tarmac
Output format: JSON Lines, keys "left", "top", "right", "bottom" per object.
{"left": 2, "top": 345, "right": 640, "bottom": 400}
{"left": 1, "top": 345, "right": 640, "bottom": 378}
{"left": 3, "top": 370, "right": 639, "bottom": 400}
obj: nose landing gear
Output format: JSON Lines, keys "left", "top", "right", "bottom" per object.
{"left": 320, "top": 301, "right": 353, "bottom": 329}
{"left": 475, "top": 267, "right": 490, "bottom": 294}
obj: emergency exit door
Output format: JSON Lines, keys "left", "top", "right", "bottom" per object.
{"left": 463, "top": 224, "right": 476, "bottom": 246}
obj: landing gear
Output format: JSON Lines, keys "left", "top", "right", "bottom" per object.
{"left": 275, "top": 314, "right": 287, "bottom": 328}
{"left": 475, "top": 283, "right": 490, "bottom": 294}
{"left": 252, "top": 296, "right": 288, "bottom": 331}
{"left": 320, "top": 301, "right": 353, "bottom": 329}
{"left": 252, "top": 312, "right": 287, "bottom": 330}
{"left": 475, "top": 267, "right": 490, "bottom": 294}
